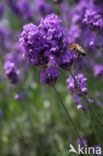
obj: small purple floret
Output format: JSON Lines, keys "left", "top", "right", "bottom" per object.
{"left": 40, "top": 67, "right": 59, "bottom": 85}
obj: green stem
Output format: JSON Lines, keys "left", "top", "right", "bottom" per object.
{"left": 52, "top": 85, "right": 89, "bottom": 155}
{"left": 69, "top": 70, "right": 103, "bottom": 128}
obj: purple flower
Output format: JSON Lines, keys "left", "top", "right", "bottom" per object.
{"left": 15, "top": 94, "right": 21, "bottom": 100}
{"left": 66, "top": 74, "right": 88, "bottom": 96}
{"left": 66, "top": 25, "right": 81, "bottom": 43}
{"left": 72, "top": 96, "right": 87, "bottom": 112}
{"left": 40, "top": 67, "right": 59, "bottom": 85}
{"left": 77, "top": 136, "right": 87, "bottom": 146}
{"left": 88, "top": 98, "right": 94, "bottom": 104}
{"left": 39, "top": 14, "right": 68, "bottom": 56}
{"left": 0, "top": 26, "right": 12, "bottom": 53}
{"left": 76, "top": 0, "right": 91, "bottom": 19}
{"left": 20, "top": 14, "right": 74, "bottom": 70}
{"left": 82, "top": 28, "right": 96, "bottom": 49}
{"left": 6, "top": 0, "right": 34, "bottom": 21}
{"left": 84, "top": 9, "right": 103, "bottom": 30}
{"left": 17, "top": 0, "right": 34, "bottom": 21}
{"left": 19, "top": 23, "right": 49, "bottom": 67}
{"left": 73, "top": 96, "right": 93, "bottom": 112}
{"left": 14, "top": 92, "right": 25, "bottom": 102}
{"left": 56, "top": 50, "right": 74, "bottom": 71}
{"left": 4, "top": 59, "right": 19, "bottom": 84}
{"left": 39, "top": 14, "right": 73, "bottom": 70}
{"left": 35, "top": 0, "right": 52, "bottom": 17}
{"left": 93, "top": 64, "right": 103, "bottom": 78}
{"left": 95, "top": 92, "right": 103, "bottom": 106}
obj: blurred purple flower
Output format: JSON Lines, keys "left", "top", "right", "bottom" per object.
{"left": 77, "top": 136, "right": 87, "bottom": 146}
{"left": 35, "top": 0, "right": 52, "bottom": 17}
{"left": 84, "top": 9, "right": 103, "bottom": 30}
{"left": 73, "top": 96, "right": 93, "bottom": 112}
{"left": 66, "top": 25, "right": 81, "bottom": 43}
{"left": 15, "top": 92, "right": 25, "bottom": 103}
{"left": 95, "top": 92, "right": 103, "bottom": 106}
{"left": 7, "top": 0, "right": 34, "bottom": 21}
{"left": 4, "top": 58, "right": 19, "bottom": 84}
{"left": 93, "top": 64, "right": 103, "bottom": 78}
{"left": 15, "top": 94, "right": 21, "bottom": 100}
{"left": 0, "top": 26, "right": 12, "bottom": 53}
{"left": 66, "top": 74, "right": 88, "bottom": 96}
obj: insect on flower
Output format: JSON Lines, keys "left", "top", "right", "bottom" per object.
{"left": 68, "top": 43, "right": 86, "bottom": 56}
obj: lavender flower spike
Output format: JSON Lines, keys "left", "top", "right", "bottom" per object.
{"left": 66, "top": 74, "right": 88, "bottom": 96}
{"left": 4, "top": 60, "right": 19, "bottom": 84}
{"left": 19, "top": 13, "right": 74, "bottom": 71}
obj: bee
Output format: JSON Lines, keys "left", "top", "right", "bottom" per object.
{"left": 68, "top": 43, "right": 86, "bottom": 56}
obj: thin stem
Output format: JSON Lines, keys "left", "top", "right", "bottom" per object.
{"left": 44, "top": 70, "right": 88, "bottom": 155}
{"left": 52, "top": 86, "right": 88, "bottom": 151}
{"left": 69, "top": 70, "right": 103, "bottom": 128}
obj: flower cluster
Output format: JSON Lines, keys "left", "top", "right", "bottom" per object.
{"left": 66, "top": 73, "right": 93, "bottom": 112}
{"left": 4, "top": 55, "right": 19, "bottom": 84}
{"left": 20, "top": 23, "right": 49, "bottom": 67}
{"left": 20, "top": 14, "right": 74, "bottom": 85}
{"left": 84, "top": 9, "right": 103, "bottom": 30}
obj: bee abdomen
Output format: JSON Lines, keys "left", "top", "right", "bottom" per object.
{"left": 68, "top": 43, "right": 86, "bottom": 56}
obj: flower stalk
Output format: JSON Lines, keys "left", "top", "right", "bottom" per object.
{"left": 52, "top": 85, "right": 88, "bottom": 150}
{"left": 69, "top": 70, "right": 103, "bottom": 128}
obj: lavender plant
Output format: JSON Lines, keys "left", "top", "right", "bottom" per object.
{"left": 19, "top": 11, "right": 103, "bottom": 150}
{"left": 0, "top": 0, "right": 103, "bottom": 155}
